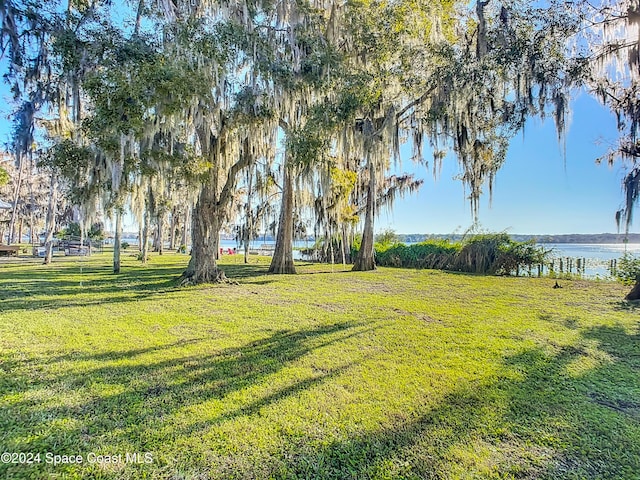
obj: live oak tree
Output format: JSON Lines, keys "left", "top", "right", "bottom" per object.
{"left": 233, "top": 159, "right": 279, "bottom": 264}
{"left": 272, "top": 0, "right": 578, "bottom": 272}
{"left": 345, "top": 0, "right": 584, "bottom": 271}
{"left": 233, "top": 0, "right": 585, "bottom": 275}
{"left": 0, "top": 0, "right": 591, "bottom": 285}
{"left": 0, "top": 0, "right": 49, "bottom": 245}
{"left": 266, "top": 2, "right": 343, "bottom": 275}
{"left": 1, "top": 0, "right": 120, "bottom": 259}
{"left": 313, "top": 165, "right": 358, "bottom": 265}
{"left": 153, "top": 3, "right": 281, "bottom": 284}
{"left": 264, "top": 0, "right": 447, "bottom": 273}
{"left": 338, "top": 0, "right": 453, "bottom": 271}
{"left": 584, "top": 0, "right": 640, "bottom": 300}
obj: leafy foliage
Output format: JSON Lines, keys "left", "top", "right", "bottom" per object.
{"left": 587, "top": 1, "right": 640, "bottom": 232}
{"left": 40, "top": 139, "right": 102, "bottom": 207}
{"left": 454, "top": 233, "right": 549, "bottom": 275}
{"left": 615, "top": 253, "right": 640, "bottom": 286}
{"left": 59, "top": 221, "right": 104, "bottom": 241}
{"left": 374, "top": 233, "right": 549, "bottom": 275}
{"left": 0, "top": 166, "right": 9, "bottom": 187}
{"left": 374, "top": 229, "right": 399, "bottom": 249}
{"left": 374, "top": 239, "right": 461, "bottom": 270}
{"left": 0, "top": 0, "right": 600, "bottom": 282}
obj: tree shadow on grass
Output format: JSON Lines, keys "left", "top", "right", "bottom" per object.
{"left": 295, "top": 268, "right": 356, "bottom": 275}
{"left": 2, "top": 316, "right": 639, "bottom": 479}
{"left": 0, "top": 261, "right": 281, "bottom": 312}
{"left": 538, "top": 312, "right": 581, "bottom": 330}
{"left": 611, "top": 299, "right": 640, "bottom": 311}
{"left": 217, "top": 262, "right": 271, "bottom": 279}
{"left": 0, "top": 321, "right": 373, "bottom": 479}
{"left": 2, "top": 338, "right": 211, "bottom": 370}
{"left": 0, "top": 263, "right": 182, "bottom": 309}
{"left": 273, "top": 324, "right": 640, "bottom": 480}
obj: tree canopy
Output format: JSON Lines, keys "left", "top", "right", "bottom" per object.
{"left": 0, "top": 0, "right": 633, "bottom": 291}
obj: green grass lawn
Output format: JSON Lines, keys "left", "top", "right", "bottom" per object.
{"left": 0, "top": 252, "right": 638, "bottom": 479}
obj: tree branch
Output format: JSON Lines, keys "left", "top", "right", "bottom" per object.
{"left": 396, "top": 86, "right": 437, "bottom": 125}
{"left": 219, "top": 138, "right": 254, "bottom": 209}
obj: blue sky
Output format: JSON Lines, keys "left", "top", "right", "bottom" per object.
{"left": 379, "top": 91, "right": 629, "bottom": 235}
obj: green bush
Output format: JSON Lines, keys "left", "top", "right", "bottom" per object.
{"left": 0, "top": 166, "right": 8, "bottom": 186}
{"left": 374, "top": 229, "right": 399, "bottom": 249}
{"left": 350, "top": 234, "right": 362, "bottom": 260}
{"left": 59, "top": 222, "right": 105, "bottom": 241}
{"left": 453, "top": 233, "right": 548, "bottom": 275}
{"left": 496, "top": 240, "right": 549, "bottom": 275}
{"left": 375, "top": 240, "right": 460, "bottom": 269}
{"left": 374, "top": 233, "right": 549, "bottom": 275}
{"left": 615, "top": 253, "right": 640, "bottom": 285}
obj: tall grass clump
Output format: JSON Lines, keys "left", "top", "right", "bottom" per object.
{"left": 375, "top": 233, "right": 549, "bottom": 276}
{"left": 453, "top": 233, "right": 549, "bottom": 275}
{"left": 375, "top": 240, "right": 460, "bottom": 269}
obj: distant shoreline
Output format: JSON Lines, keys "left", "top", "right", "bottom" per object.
{"left": 395, "top": 233, "right": 640, "bottom": 244}
{"left": 116, "top": 232, "right": 640, "bottom": 245}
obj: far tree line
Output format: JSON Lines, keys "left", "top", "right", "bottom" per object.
{"left": 0, "top": 0, "right": 639, "bottom": 298}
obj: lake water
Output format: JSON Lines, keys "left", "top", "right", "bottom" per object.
{"left": 539, "top": 243, "right": 640, "bottom": 279}
{"left": 541, "top": 243, "right": 640, "bottom": 260}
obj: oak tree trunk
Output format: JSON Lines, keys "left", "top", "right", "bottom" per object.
{"left": 269, "top": 164, "right": 296, "bottom": 274}
{"left": 181, "top": 130, "right": 250, "bottom": 284}
{"left": 43, "top": 176, "right": 57, "bottom": 265}
{"left": 243, "top": 226, "right": 251, "bottom": 263}
{"left": 113, "top": 209, "right": 122, "bottom": 274}
{"left": 29, "top": 176, "right": 35, "bottom": 245}
{"left": 169, "top": 208, "right": 178, "bottom": 250}
{"left": 626, "top": 280, "right": 640, "bottom": 301}
{"left": 8, "top": 153, "right": 24, "bottom": 245}
{"left": 29, "top": 211, "right": 35, "bottom": 245}
{"left": 244, "top": 168, "right": 253, "bottom": 264}
{"left": 181, "top": 185, "right": 227, "bottom": 284}
{"left": 80, "top": 222, "right": 85, "bottom": 257}
{"left": 141, "top": 185, "right": 153, "bottom": 263}
{"left": 340, "top": 225, "right": 347, "bottom": 265}
{"left": 141, "top": 207, "right": 151, "bottom": 264}
{"left": 18, "top": 217, "right": 24, "bottom": 245}
{"left": 353, "top": 159, "right": 376, "bottom": 271}
{"left": 156, "top": 210, "right": 165, "bottom": 255}
{"left": 181, "top": 207, "right": 190, "bottom": 250}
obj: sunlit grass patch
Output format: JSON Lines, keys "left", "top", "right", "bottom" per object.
{"left": 0, "top": 252, "right": 638, "bottom": 479}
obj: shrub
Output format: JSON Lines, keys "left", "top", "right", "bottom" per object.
{"left": 375, "top": 229, "right": 399, "bottom": 249}
{"left": 615, "top": 253, "right": 640, "bottom": 285}
{"left": 59, "top": 222, "right": 105, "bottom": 242}
{"left": 453, "top": 233, "right": 549, "bottom": 275}
{"left": 375, "top": 240, "right": 460, "bottom": 269}
{"left": 121, "top": 241, "right": 130, "bottom": 250}
{"left": 495, "top": 240, "right": 549, "bottom": 275}
{"left": 374, "top": 233, "right": 549, "bottom": 275}
{"left": 453, "top": 234, "right": 507, "bottom": 274}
